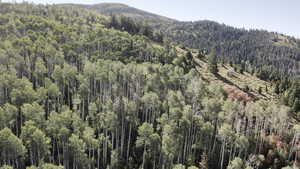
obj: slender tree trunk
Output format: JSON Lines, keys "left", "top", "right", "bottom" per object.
{"left": 142, "top": 144, "right": 146, "bottom": 169}
{"left": 126, "top": 123, "right": 132, "bottom": 162}
{"left": 220, "top": 140, "right": 226, "bottom": 169}
{"left": 97, "top": 147, "right": 100, "bottom": 169}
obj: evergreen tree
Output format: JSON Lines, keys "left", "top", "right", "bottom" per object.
{"left": 197, "top": 50, "right": 205, "bottom": 59}
{"left": 274, "top": 83, "right": 280, "bottom": 94}
{"left": 258, "top": 87, "right": 262, "bottom": 94}
{"left": 207, "top": 48, "right": 218, "bottom": 74}
{"left": 293, "top": 98, "right": 300, "bottom": 112}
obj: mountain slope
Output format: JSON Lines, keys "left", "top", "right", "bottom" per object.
{"left": 176, "top": 47, "right": 277, "bottom": 101}
{"left": 62, "top": 3, "right": 176, "bottom": 25}
{"left": 74, "top": 3, "right": 300, "bottom": 78}
{"left": 165, "top": 20, "right": 300, "bottom": 77}
{"left": 60, "top": 4, "right": 279, "bottom": 101}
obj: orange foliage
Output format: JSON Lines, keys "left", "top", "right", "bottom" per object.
{"left": 223, "top": 85, "right": 253, "bottom": 103}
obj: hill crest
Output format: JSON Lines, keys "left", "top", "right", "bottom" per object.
{"left": 62, "top": 3, "right": 177, "bottom": 24}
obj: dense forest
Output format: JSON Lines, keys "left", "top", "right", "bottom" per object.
{"left": 0, "top": 2, "right": 300, "bottom": 169}
{"left": 72, "top": 2, "right": 300, "bottom": 124}
{"left": 163, "top": 21, "right": 300, "bottom": 78}
{"left": 72, "top": 3, "right": 300, "bottom": 78}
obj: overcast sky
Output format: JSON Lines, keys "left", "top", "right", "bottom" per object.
{"left": 3, "top": 0, "right": 300, "bottom": 38}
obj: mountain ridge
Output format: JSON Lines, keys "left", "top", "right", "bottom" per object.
{"left": 61, "top": 3, "right": 177, "bottom": 25}
{"left": 65, "top": 3, "right": 299, "bottom": 40}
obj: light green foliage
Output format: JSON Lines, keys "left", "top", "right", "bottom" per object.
{"left": 227, "top": 157, "right": 244, "bottom": 169}
{"left": 0, "top": 103, "right": 18, "bottom": 129}
{"left": 281, "top": 167, "right": 299, "bottom": 169}
{"left": 46, "top": 82, "right": 60, "bottom": 98}
{"left": 11, "top": 78, "right": 37, "bottom": 106}
{"left": 26, "top": 163, "right": 64, "bottom": 169}
{"left": 219, "top": 123, "right": 235, "bottom": 141}
{"left": 188, "top": 166, "right": 199, "bottom": 169}
{"left": 136, "top": 123, "right": 154, "bottom": 147}
{"left": 235, "top": 135, "right": 249, "bottom": 150}
{"left": 0, "top": 128, "right": 26, "bottom": 164}
{"left": 22, "top": 102, "right": 45, "bottom": 127}
{"left": 82, "top": 126, "right": 98, "bottom": 151}
{"left": 21, "top": 121, "right": 50, "bottom": 166}
{"left": 245, "top": 166, "right": 254, "bottom": 169}
{"left": 136, "top": 122, "right": 160, "bottom": 168}
{"left": 68, "top": 134, "right": 88, "bottom": 167}
{"left": 167, "top": 90, "right": 185, "bottom": 121}
{"left": 173, "top": 164, "right": 185, "bottom": 169}
{"left": 162, "top": 123, "right": 178, "bottom": 161}
{"left": 0, "top": 165, "right": 13, "bottom": 169}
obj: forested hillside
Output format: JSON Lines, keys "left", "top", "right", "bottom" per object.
{"left": 63, "top": 3, "right": 176, "bottom": 25}
{"left": 163, "top": 21, "right": 300, "bottom": 77}
{"left": 0, "top": 2, "right": 300, "bottom": 169}
{"left": 73, "top": 3, "right": 300, "bottom": 78}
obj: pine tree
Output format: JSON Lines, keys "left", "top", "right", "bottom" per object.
{"left": 293, "top": 98, "right": 300, "bottom": 112}
{"left": 110, "top": 14, "right": 119, "bottom": 29}
{"left": 208, "top": 48, "right": 218, "bottom": 74}
{"left": 185, "top": 51, "right": 193, "bottom": 61}
{"left": 258, "top": 87, "right": 262, "bottom": 94}
{"left": 245, "top": 85, "right": 250, "bottom": 92}
{"left": 274, "top": 83, "right": 280, "bottom": 94}
{"left": 197, "top": 50, "right": 204, "bottom": 59}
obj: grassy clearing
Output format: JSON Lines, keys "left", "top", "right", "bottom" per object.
{"left": 176, "top": 47, "right": 278, "bottom": 101}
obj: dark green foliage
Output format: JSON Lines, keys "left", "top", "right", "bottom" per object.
{"left": 186, "top": 51, "right": 193, "bottom": 61}
{"left": 286, "top": 82, "right": 300, "bottom": 112}
{"left": 277, "top": 80, "right": 300, "bottom": 112}
{"left": 207, "top": 48, "right": 218, "bottom": 74}
{"left": 108, "top": 14, "right": 163, "bottom": 43}
{"left": 274, "top": 83, "right": 280, "bottom": 94}
{"left": 258, "top": 87, "right": 262, "bottom": 94}
{"left": 183, "top": 51, "right": 195, "bottom": 72}
{"left": 197, "top": 50, "right": 205, "bottom": 60}
{"left": 245, "top": 85, "right": 250, "bottom": 92}
{"left": 172, "top": 50, "right": 195, "bottom": 73}
{"left": 162, "top": 21, "right": 300, "bottom": 78}
{"left": 293, "top": 98, "right": 300, "bottom": 112}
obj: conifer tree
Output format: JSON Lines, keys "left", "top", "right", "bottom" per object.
{"left": 207, "top": 48, "right": 218, "bottom": 74}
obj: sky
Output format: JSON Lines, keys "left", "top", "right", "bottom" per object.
{"left": 3, "top": 0, "right": 300, "bottom": 38}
